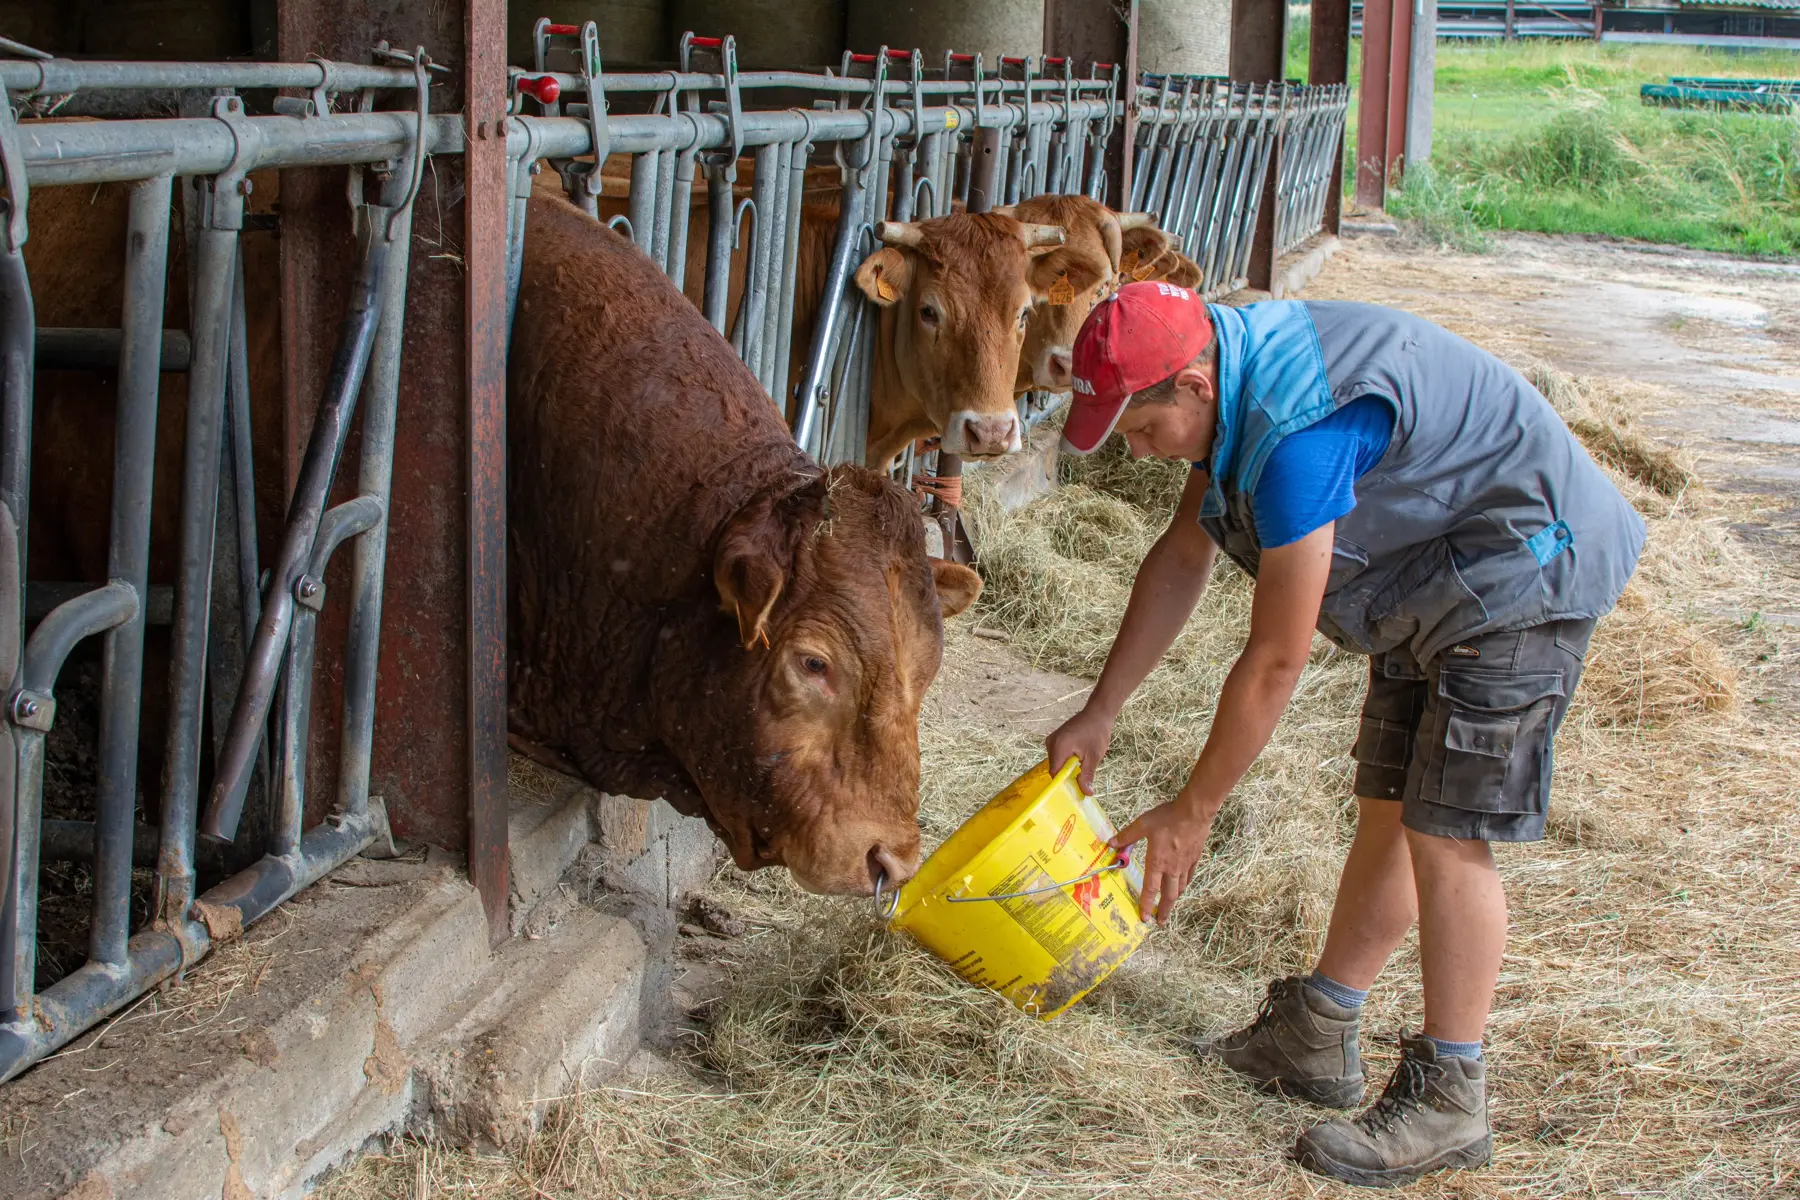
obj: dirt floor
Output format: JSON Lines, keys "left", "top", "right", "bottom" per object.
{"left": 324, "top": 231, "right": 1800, "bottom": 1199}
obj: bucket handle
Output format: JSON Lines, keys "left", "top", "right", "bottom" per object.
{"left": 874, "top": 847, "right": 1132, "bottom": 917}
{"left": 945, "top": 856, "right": 1128, "bottom": 904}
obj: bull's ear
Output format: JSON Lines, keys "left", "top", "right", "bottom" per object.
{"left": 855, "top": 247, "right": 913, "bottom": 306}
{"left": 930, "top": 559, "right": 982, "bottom": 618}
{"left": 714, "top": 500, "right": 791, "bottom": 649}
{"left": 1118, "top": 224, "right": 1175, "bottom": 278}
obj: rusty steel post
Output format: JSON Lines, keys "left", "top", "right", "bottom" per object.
{"left": 1230, "top": 0, "right": 1287, "bottom": 292}
{"left": 1042, "top": 0, "right": 1138, "bottom": 206}
{"left": 280, "top": 0, "right": 474, "bottom": 856}
{"left": 467, "top": 0, "right": 511, "bottom": 947}
{"left": 1310, "top": 0, "right": 1353, "bottom": 235}
{"left": 1352, "top": 0, "right": 1415, "bottom": 210}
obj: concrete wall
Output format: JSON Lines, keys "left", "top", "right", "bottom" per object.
{"left": 671, "top": 0, "right": 847, "bottom": 69}
{"left": 507, "top": 0, "right": 669, "bottom": 68}
{"left": 1139, "top": 0, "right": 1233, "bottom": 77}
{"left": 845, "top": 0, "right": 1043, "bottom": 61}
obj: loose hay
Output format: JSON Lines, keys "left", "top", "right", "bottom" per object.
{"left": 324, "top": 354, "right": 1800, "bottom": 1199}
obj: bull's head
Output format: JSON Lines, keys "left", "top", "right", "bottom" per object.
{"left": 997, "top": 197, "right": 1166, "bottom": 395}
{"left": 855, "top": 213, "right": 1067, "bottom": 463}
{"left": 655, "top": 467, "right": 981, "bottom": 896}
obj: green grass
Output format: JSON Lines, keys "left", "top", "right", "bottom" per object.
{"left": 1361, "top": 40, "right": 1800, "bottom": 256}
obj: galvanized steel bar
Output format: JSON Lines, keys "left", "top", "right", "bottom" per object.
{"left": 89, "top": 175, "right": 172, "bottom": 966}
{"left": 201, "top": 219, "right": 391, "bottom": 845}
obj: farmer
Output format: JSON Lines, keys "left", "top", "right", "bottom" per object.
{"left": 1045, "top": 283, "right": 1644, "bottom": 1187}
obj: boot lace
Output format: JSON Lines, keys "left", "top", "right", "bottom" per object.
{"left": 1356, "top": 1053, "right": 1439, "bottom": 1136}
{"left": 1244, "top": 978, "right": 1292, "bottom": 1035}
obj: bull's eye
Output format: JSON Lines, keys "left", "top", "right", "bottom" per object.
{"left": 1017, "top": 306, "right": 1031, "bottom": 331}
{"left": 919, "top": 303, "right": 940, "bottom": 329}
{"left": 802, "top": 655, "right": 829, "bottom": 676}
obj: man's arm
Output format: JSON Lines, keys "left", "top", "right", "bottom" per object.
{"left": 1048, "top": 469, "right": 1218, "bottom": 792}
{"left": 1111, "top": 520, "right": 1336, "bottom": 923}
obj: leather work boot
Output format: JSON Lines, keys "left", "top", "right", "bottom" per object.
{"left": 1198, "top": 976, "right": 1366, "bottom": 1108}
{"left": 1292, "top": 1033, "right": 1493, "bottom": 1188}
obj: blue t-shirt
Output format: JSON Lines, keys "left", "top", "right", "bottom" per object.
{"left": 1194, "top": 396, "right": 1395, "bottom": 549}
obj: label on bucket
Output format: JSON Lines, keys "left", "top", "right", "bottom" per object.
{"left": 989, "top": 857, "right": 1111, "bottom": 966}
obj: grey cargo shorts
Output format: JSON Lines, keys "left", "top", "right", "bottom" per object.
{"left": 1351, "top": 619, "right": 1596, "bottom": 842}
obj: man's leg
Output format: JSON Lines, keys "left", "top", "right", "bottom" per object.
{"left": 1407, "top": 829, "right": 1506, "bottom": 1044}
{"left": 1314, "top": 797, "right": 1419, "bottom": 992}
{"left": 1204, "top": 805, "right": 1413, "bottom": 1110}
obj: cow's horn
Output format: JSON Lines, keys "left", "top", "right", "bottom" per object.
{"left": 1018, "top": 223, "right": 1066, "bottom": 248}
{"left": 1116, "top": 211, "right": 1160, "bottom": 231}
{"left": 876, "top": 221, "right": 927, "bottom": 249}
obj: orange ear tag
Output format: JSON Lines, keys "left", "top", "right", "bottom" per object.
{"left": 1132, "top": 259, "right": 1157, "bottom": 282}
{"left": 1047, "top": 276, "right": 1075, "bottom": 306}
{"left": 1117, "top": 249, "right": 1140, "bottom": 277}
{"left": 876, "top": 277, "right": 901, "bottom": 303}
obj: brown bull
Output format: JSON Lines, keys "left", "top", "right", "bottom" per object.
{"left": 509, "top": 194, "right": 980, "bottom": 894}
{"left": 26, "top": 166, "right": 977, "bottom": 896}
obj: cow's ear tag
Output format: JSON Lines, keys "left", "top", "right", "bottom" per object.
{"left": 1117, "top": 250, "right": 1140, "bottom": 277}
{"left": 1047, "top": 276, "right": 1075, "bottom": 306}
{"left": 1132, "top": 258, "right": 1157, "bottom": 282}
{"left": 876, "top": 277, "right": 902, "bottom": 303}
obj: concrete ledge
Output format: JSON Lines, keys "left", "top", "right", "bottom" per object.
{"left": 1271, "top": 234, "right": 1342, "bottom": 300}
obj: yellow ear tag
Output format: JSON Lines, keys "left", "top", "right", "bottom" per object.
{"left": 1117, "top": 249, "right": 1140, "bottom": 277}
{"left": 1047, "top": 276, "right": 1075, "bottom": 306}
{"left": 1132, "top": 259, "right": 1157, "bottom": 282}
{"left": 876, "top": 276, "right": 901, "bottom": 303}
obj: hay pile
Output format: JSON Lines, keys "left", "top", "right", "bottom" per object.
{"left": 325, "top": 363, "right": 1799, "bottom": 1199}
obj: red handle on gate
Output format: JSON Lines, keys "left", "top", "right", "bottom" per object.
{"left": 1091, "top": 61, "right": 1116, "bottom": 71}
{"left": 885, "top": 49, "right": 912, "bottom": 60}
{"left": 848, "top": 53, "right": 878, "bottom": 64}
{"left": 516, "top": 74, "right": 561, "bottom": 104}
{"left": 947, "top": 53, "right": 975, "bottom": 63}
{"left": 688, "top": 35, "right": 724, "bottom": 48}
{"left": 1043, "top": 56, "right": 1068, "bottom": 67}
{"left": 542, "top": 23, "right": 578, "bottom": 35}
{"left": 999, "top": 55, "right": 1030, "bottom": 67}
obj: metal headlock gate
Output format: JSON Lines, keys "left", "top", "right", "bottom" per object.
{"left": 0, "top": 27, "right": 1348, "bottom": 1084}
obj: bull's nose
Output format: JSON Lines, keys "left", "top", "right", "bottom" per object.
{"left": 960, "top": 412, "right": 1022, "bottom": 457}
{"left": 869, "top": 844, "right": 917, "bottom": 892}
{"left": 1042, "top": 347, "right": 1073, "bottom": 389}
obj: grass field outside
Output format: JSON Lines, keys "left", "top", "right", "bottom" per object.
{"left": 1287, "top": 10, "right": 1800, "bottom": 256}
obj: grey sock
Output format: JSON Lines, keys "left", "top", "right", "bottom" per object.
{"left": 1306, "top": 969, "right": 1369, "bottom": 1011}
{"left": 1425, "top": 1035, "right": 1483, "bottom": 1061}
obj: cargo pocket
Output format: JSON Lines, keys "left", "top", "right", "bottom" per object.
{"left": 1431, "top": 670, "right": 1565, "bottom": 814}
{"left": 1353, "top": 716, "right": 1412, "bottom": 770}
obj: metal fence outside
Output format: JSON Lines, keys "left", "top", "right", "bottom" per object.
{"left": 0, "top": 28, "right": 1348, "bottom": 1083}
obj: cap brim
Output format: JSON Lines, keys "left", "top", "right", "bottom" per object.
{"left": 1059, "top": 396, "right": 1129, "bottom": 456}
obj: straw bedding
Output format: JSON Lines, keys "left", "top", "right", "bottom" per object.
{"left": 324, "top": 361, "right": 1799, "bottom": 1199}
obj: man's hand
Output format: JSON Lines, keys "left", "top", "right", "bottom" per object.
{"left": 1046, "top": 706, "right": 1115, "bottom": 795}
{"left": 1109, "top": 798, "right": 1215, "bottom": 925}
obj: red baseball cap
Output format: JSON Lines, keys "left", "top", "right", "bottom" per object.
{"left": 1062, "top": 281, "right": 1215, "bottom": 455}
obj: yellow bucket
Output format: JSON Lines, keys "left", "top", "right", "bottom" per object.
{"left": 884, "top": 756, "right": 1149, "bottom": 1020}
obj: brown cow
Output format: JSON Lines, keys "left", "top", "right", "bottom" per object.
{"left": 560, "top": 172, "right": 1066, "bottom": 465}
{"left": 1001, "top": 194, "right": 1204, "bottom": 396}
{"left": 509, "top": 194, "right": 981, "bottom": 895}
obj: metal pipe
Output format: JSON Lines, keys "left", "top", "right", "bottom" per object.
{"left": 0, "top": 57, "right": 426, "bottom": 96}
{"left": 757, "top": 143, "right": 793, "bottom": 398}
{"left": 90, "top": 176, "right": 172, "bottom": 967}
{"left": 628, "top": 150, "right": 660, "bottom": 255}
{"left": 740, "top": 142, "right": 780, "bottom": 388}
{"left": 40, "top": 820, "right": 160, "bottom": 868}
{"left": 769, "top": 137, "right": 809, "bottom": 409}
{"left": 33, "top": 328, "right": 190, "bottom": 371}
{"left": 334, "top": 173, "right": 415, "bottom": 827}
{"left": 279, "top": 497, "right": 383, "bottom": 857}
{"left": 153, "top": 213, "right": 237, "bottom": 921}
{"left": 28, "top": 582, "right": 173, "bottom": 626}
{"left": 701, "top": 161, "right": 734, "bottom": 334}
{"left": 201, "top": 221, "right": 390, "bottom": 844}
{"left": 652, "top": 140, "right": 679, "bottom": 273}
